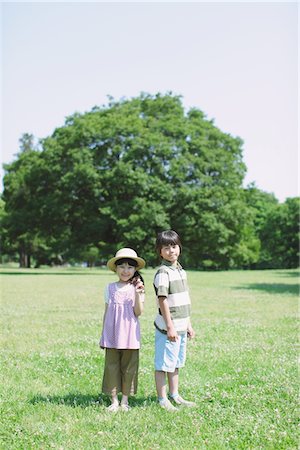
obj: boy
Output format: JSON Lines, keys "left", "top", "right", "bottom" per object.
{"left": 153, "top": 230, "right": 196, "bottom": 411}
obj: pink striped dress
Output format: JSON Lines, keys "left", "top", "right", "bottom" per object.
{"left": 100, "top": 282, "right": 141, "bottom": 349}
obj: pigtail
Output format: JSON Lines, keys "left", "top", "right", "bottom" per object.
{"left": 132, "top": 271, "right": 144, "bottom": 284}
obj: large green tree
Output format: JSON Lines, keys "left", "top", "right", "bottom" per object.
{"left": 245, "top": 186, "right": 299, "bottom": 268}
{"left": 3, "top": 93, "right": 288, "bottom": 268}
{"left": 2, "top": 136, "right": 43, "bottom": 267}
{"left": 259, "top": 197, "right": 300, "bottom": 268}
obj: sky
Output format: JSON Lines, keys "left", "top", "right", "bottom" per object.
{"left": 1, "top": 1, "right": 298, "bottom": 202}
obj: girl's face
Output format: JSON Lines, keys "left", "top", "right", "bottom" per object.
{"left": 116, "top": 262, "right": 136, "bottom": 282}
{"left": 160, "top": 244, "right": 180, "bottom": 263}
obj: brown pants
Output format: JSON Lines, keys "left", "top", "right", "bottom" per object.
{"left": 102, "top": 348, "right": 139, "bottom": 396}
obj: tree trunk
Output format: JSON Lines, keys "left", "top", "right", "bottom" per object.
{"left": 19, "top": 250, "right": 26, "bottom": 267}
{"left": 19, "top": 250, "right": 31, "bottom": 268}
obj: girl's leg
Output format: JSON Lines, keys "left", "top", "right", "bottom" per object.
{"left": 102, "top": 349, "right": 121, "bottom": 410}
{"left": 106, "top": 393, "right": 119, "bottom": 411}
{"left": 111, "top": 393, "right": 119, "bottom": 406}
{"left": 120, "top": 394, "right": 130, "bottom": 411}
{"left": 120, "top": 349, "right": 139, "bottom": 409}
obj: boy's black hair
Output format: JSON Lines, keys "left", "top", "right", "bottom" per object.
{"left": 155, "top": 230, "right": 182, "bottom": 256}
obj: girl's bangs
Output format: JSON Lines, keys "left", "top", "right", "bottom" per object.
{"left": 115, "top": 258, "right": 138, "bottom": 267}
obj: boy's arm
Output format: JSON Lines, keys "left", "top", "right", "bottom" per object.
{"left": 158, "top": 296, "right": 178, "bottom": 341}
{"left": 187, "top": 322, "right": 195, "bottom": 339}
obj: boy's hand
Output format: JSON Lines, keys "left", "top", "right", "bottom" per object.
{"left": 187, "top": 326, "right": 195, "bottom": 339}
{"left": 167, "top": 324, "right": 178, "bottom": 342}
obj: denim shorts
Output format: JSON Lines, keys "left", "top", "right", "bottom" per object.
{"left": 154, "top": 329, "right": 187, "bottom": 372}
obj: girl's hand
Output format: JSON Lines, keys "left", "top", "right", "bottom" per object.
{"left": 131, "top": 277, "right": 145, "bottom": 293}
{"left": 133, "top": 277, "right": 145, "bottom": 317}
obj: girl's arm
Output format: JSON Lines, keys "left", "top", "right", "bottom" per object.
{"left": 102, "top": 304, "right": 108, "bottom": 330}
{"left": 101, "top": 285, "right": 109, "bottom": 328}
{"left": 134, "top": 291, "right": 145, "bottom": 316}
{"left": 132, "top": 275, "right": 145, "bottom": 316}
{"left": 158, "top": 296, "right": 178, "bottom": 341}
{"left": 99, "top": 303, "right": 108, "bottom": 349}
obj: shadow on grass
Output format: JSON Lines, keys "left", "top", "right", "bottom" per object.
{"left": 276, "top": 270, "right": 300, "bottom": 278}
{"left": 235, "top": 283, "right": 299, "bottom": 296}
{"left": 30, "top": 393, "right": 157, "bottom": 408}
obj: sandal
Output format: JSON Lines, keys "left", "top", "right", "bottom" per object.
{"left": 120, "top": 403, "right": 131, "bottom": 412}
{"left": 107, "top": 403, "right": 119, "bottom": 412}
{"left": 171, "top": 395, "right": 196, "bottom": 407}
{"left": 159, "top": 399, "right": 178, "bottom": 411}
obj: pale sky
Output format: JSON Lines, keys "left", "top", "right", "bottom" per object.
{"left": 1, "top": 1, "right": 298, "bottom": 202}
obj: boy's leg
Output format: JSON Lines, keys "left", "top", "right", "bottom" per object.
{"left": 168, "top": 367, "right": 196, "bottom": 406}
{"left": 170, "top": 393, "right": 196, "bottom": 407}
{"left": 155, "top": 370, "right": 167, "bottom": 398}
{"left": 167, "top": 368, "right": 179, "bottom": 396}
{"left": 154, "top": 328, "right": 179, "bottom": 411}
{"left": 155, "top": 370, "right": 178, "bottom": 411}
{"left": 167, "top": 334, "right": 196, "bottom": 407}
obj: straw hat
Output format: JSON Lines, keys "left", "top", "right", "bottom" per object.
{"left": 107, "top": 248, "right": 145, "bottom": 272}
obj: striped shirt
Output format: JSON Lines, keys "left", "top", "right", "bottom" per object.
{"left": 153, "top": 259, "right": 191, "bottom": 333}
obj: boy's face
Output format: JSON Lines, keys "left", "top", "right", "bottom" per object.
{"left": 160, "top": 244, "right": 180, "bottom": 264}
{"left": 116, "top": 262, "right": 136, "bottom": 282}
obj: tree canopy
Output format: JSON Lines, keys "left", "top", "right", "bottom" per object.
{"left": 1, "top": 93, "right": 299, "bottom": 269}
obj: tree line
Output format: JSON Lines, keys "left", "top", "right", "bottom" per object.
{"left": 1, "top": 93, "right": 299, "bottom": 269}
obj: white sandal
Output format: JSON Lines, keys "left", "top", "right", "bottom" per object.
{"left": 107, "top": 403, "right": 119, "bottom": 412}
{"left": 120, "top": 403, "right": 131, "bottom": 412}
{"left": 159, "top": 399, "right": 178, "bottom": 411}
{"left": 171, "top": 395, "right": 196, "bottom": 407}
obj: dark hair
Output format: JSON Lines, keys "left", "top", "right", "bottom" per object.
{"left": 155, "top": 230, "right": 182, "bottom": 256}
{"left": 115, "top": 258, "right": 138, "bottom": 267}
{"left": 133, "top": 271, "right": 144, "bottom": 284}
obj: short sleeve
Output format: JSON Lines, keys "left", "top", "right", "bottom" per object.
{"left": 104, "top": 284, "right": 109, "bottom": 304}
{"left": 154, "top": 270, "right": 169, "bottom": 297}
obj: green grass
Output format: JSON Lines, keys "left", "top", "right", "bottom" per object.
{"left": 0, "top": 267, "right": 299, "bottom": 449}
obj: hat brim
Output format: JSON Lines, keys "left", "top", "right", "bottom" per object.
{"left": 107, "top": 256, "right": 145, "bottom": 272}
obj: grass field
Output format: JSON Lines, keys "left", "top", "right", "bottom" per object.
{"left": 0, "top": 267, "right": 299, "bottom": 449}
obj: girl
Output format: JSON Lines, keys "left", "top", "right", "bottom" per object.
{"left": 100, "top": 248, "right": 145, "bottom": 412}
